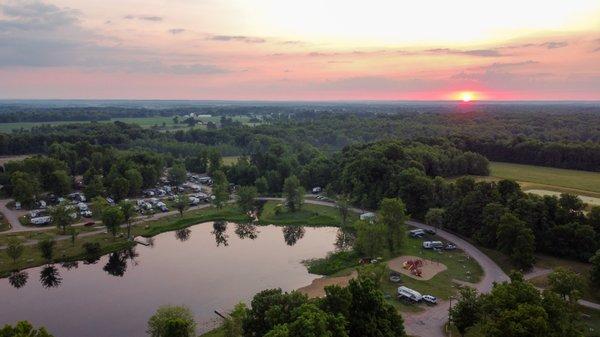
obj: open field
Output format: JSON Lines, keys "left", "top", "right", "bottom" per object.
{"left": 259, "top": 200, "right": 356, "bottom": 226}
{"left": 0, "top": 115, "right": 260, "bottom": 133}
{"left": 222, "top": 156, "right": 241, "bottom": 165}
{"left": 489, "top": 162, "right": 600, "bottom": 196}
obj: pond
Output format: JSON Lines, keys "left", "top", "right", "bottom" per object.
{"left": 0, "top": 222, "right": 341, "bottom": 337}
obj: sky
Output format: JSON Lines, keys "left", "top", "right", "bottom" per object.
{"left": 1, "top": 0, "right": 599, "bottom": 100}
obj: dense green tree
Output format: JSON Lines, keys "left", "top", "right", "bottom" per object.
{"left": 590, "top": 249, "right": 600, "bottom": 287}
{"left": 242, "top": 289, "right": 308, "bottom": 337}
{"left": 475, "top": 203, "right": 508, "bottom": 248}
{"left": 424, "top": 207, "right": 445, "bottom": 233}
{"left": 237, "top": 186, "right": 257, "bottom": 212}
{"left": 110, "top": 176, "right": 130, "bottom": 202}
{"left": 378, "top": 198, "right": 407, "bottom": 254}
{"left": 0, "top": 321, "right": 54, "bottom": 337}
{"left": 147, "top": 305, "right": 196, "bottom": 337}
{"left": 497, "top": 213, "right": 536, "bottom": 270}
{"left": 208, "top": 149, "right": 222, "bottom": 174}
{"left": 48, "top": 170, "right": 71, "bottom": 196}
{"left": 346, "top": 278, "right": 405, "bottom": 337}
{"left": 547, "top": 267, "right": 585, "bottom": 301}
{"left": 49, "top": 202, "right": 75, "bottom": 234}
{"left": 169, "top": 163, "right": 187, "bottom": 186}
{"left": 124, "top": 168, "right": 143, "bottom": 196}
{"left": 37, "top": 239, "right": 55, "bottom": 261}
{"left": 84, "top": 175, "right": 105, "bottom": 199}
{"left": 283, "top": 175, "right": 304, "bottom": 212}
{"left": 449, "top": 287, "right": 482, "bottom": 336}
{"left": 102, "top": 206, "right": 124, "bottom": 237}
{"left": 354, "top": 221, "right": 387, "bottom": 257}
{"left": 5, "top": 238, "right": 24, "bottom": 263}
{"left": 223, "top": 303, "right": 247, "bottom": 337}
{"left": 336, "top": 197, "right": 351, "bottom": 227}
{"left": 254, "top": 176, "right": 268, "bottom": 195}
{"left": 212, "top": 170, "right": 229, "bottom": 209}
{"left": 10, "top": 171, "right": 40, "bottom": 207}
{"left": 119, "top": 200, "right": 136, "bottom": 239}
{"left": 174, "top": 194, "right": 188, "bottom": 217}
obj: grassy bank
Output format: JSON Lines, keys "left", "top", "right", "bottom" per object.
{"left": 259, "top": 201, "right": 354, "bottom": 226}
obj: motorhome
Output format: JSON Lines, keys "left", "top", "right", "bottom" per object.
{"left": 397, "top": 286, "right": 423, "bottom": 302}
{"left": 30, "top": 216, "right": 52, "bottom": 226}
{"left": 422, "top": 241, "right": 444, "bottom": 249}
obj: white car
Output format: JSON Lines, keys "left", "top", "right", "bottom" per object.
{"left": 422, "top": 295, "right": 437, "bottom": 305}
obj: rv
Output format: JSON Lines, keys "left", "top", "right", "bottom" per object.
{"left": 30, "top": 216, "right": 52, "bottom": 226}
{"left": 422, "top": 241, "right": 444, "bottom": 249}
{"left": 397, "top": 286, "right": 423, "bottom": 302}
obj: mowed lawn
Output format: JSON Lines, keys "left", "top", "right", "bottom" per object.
{"left": 490, "top": 162, "right": 600, "bottom": 195}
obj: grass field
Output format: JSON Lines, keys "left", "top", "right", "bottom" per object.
{"left": 0, "top": 115, "right": 260, "bottom": 133}
{"left": 489, "top": 162, "right": 600, "bottom": 196}
{"left": 259, "top": 200, "right": 356, "bottom": 226}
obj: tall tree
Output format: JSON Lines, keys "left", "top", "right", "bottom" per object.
{"left": 424, "top": 208, "right": 445, "bottom": 233}
{"left": 169, "top": 163, "right": 187, "bottom": 186}
{"left": 283, "top": 175, "right": 304, "bottom": 212}
{"left": 119, "top": 200, "right": 136, "bottom": 239}
{"left": 449, "top": 287, "right": 482, "bottom": 336}
{"left": 237, "top": 186, "right": 257, "bottom": 212}
{"left": 497, "top": 213, "right": 536, "bottom": 270}
{"left": 37, "top": 239, "right": 55, "bottom": 262}
{"left": 590, "top": 249, "right": 600, "bottom": 287}
{"left": 174, "top": 194, "right": 188, "bottom": 217}
{"left": 336, "top": 197, "right": 351, "bottom": 227}
{"left": 48, "top": 170, "right": 71, "bottom": 196}
{"left": 5, "top": 238, "right": 24, "bottom": 263}
{"left": 102, "top": 206, "right": 124, "bottom": 237}
{"left": 49, "top": 202, "right": 74, "bottom": 234}
{"left": 212, "top": 170, "right": 229, "bottom": 209}
{"left": 547, "top": 267, "right": 585, "bottom": 301}
{"left": 378, "top": 198, "right": 407, "bottom": 254}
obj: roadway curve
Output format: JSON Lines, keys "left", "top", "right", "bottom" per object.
{"left": 260, "top": 197, "right": 510, "bottom": 337}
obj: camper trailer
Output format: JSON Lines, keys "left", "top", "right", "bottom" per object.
{"left": 397, "top": 286, "right": 423, "bottom": 302}
{"left": 422, "top": 241, "right": 444, "bottom": 249}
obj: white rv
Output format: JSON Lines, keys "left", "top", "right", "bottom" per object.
{"left": 422, "top": 241, "right": 444, "bottom": 249}
{"left": 30, "top": 216, "right": 52, "bottom": 226}
{"left": 397, "top": 286, "right": 423, "bottom": 302}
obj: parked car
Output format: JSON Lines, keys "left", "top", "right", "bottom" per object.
{"left": 14, "top": 202, "right": 21, "bottom": 210}
{"left": 424, "top": 228, "right": 436, "bottom": 235}
{"left": 422, "top": 295, "right": 437, "bottom": 305}
{"left": 409, "top": 229, "right": 425, "bottom": 238}
{"left": 445, "top": 243, "right": 457, "bottom": 250}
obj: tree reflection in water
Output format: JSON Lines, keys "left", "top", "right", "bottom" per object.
{"left": 175, "top": 228, "right": 192, "bottom": 242}
{"left": 212, "top": 221, "right": 229, "bottom": 247}
{"left": 8, "top": 271, "right": 29, "bottom": 289}
{"left": 39, "top": 265, "right": 62, "bottom": 288}
{"left": 61, "top": 261, "right": 79, "bottom": 270}
{"left": 335, "top": 227, "right": 356, "bottom": 251}
{"left": 103, "top": 252, "right": 128, "bottom": 277}
{"left": 234, "top": 223, "right": 258, "bottom": 240}
{"left": 103, "top": 247, "right": 139, "bottom": 277}
{"left": 282, "top": 226, "right": 305, "bottom": 246}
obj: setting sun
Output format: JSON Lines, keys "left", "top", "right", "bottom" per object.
{"left": 460, "top": 92, "right": 474, "bottom": 102}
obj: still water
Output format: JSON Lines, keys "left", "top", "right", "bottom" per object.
{"left": 0, "top": 222, "right": 340, "bottom": 337}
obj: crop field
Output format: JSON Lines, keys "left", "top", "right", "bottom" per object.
{"left": 489, "top": 162, "right": 600, "bottom": 196}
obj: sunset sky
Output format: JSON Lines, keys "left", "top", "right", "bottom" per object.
{"left": 1, "top": 0, "right": 599, "bottom": 100}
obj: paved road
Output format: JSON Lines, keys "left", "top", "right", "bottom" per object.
{"left": 0, "top": 199, "right": 29, "bottom": 232}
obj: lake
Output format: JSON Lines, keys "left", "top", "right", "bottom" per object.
{"left": 0, "top": 222, "right": 339, "bottom": 337}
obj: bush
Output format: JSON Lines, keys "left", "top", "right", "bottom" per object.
{"left": 306, "top": 250, "right": 359, "bottom": 276}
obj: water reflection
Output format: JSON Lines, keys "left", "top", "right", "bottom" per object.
{"left": 39, "top": 265, "right": 62, "bottom": 288}
{"left": 212, "top": 221, "right": 229, "bottom": 246}
{"left": 175, "top": 229, "right": 192, "bottom": 242}
{"left": 334, "top": 228, "right": 356, "bottom": 251}
{"left": 234, "top": 223, "right": 258, "bottom": 240}
{"left": 61, "top": 261, "right": 79, "bottom": 270}
{"left": 103, "top": 248, "right": 139, "bottom": 277}
{"left": 8, "top": 271, "right": 28, "bottom": 289}
{"left": 282, "top": 226, "right": 305, "bottom": 246}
